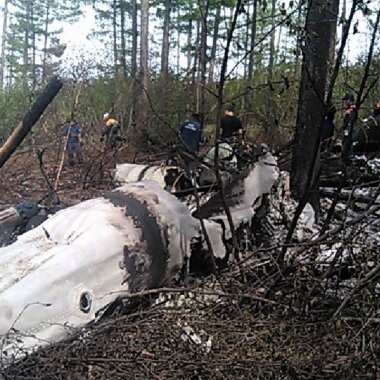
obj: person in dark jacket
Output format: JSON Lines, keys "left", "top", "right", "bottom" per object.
{"left": 63, "top": 119, "right": 83, "bottom": 166}
{"left": 341, "top": 92, "right": 357, "bottom": 162}
{"left": 362, "top": 99, "right": 380, "bottom": 125}
{"left": 220, "top": 103, "right": 243, "bottom": 139}
{"left": 179, "top": 113, "right": 205, "bottom": 172}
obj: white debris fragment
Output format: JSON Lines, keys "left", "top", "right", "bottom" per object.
{"left": 113, "top": 163, "right": 171, "bottom": 188}
{"left": 179, "top": 322, "right": 213, "bottom": 353}
{"left": 367, "top": 158, "right": 380, "bottom": 174}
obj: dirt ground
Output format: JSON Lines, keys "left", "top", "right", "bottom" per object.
{"left": 0, "top": 138, "right": 168, "bottom": 210}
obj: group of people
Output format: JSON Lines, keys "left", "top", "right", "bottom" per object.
{"left": 179, "top": 103, "right": 243, "bottom": 171}
{"left": 321, "top": 92, "right": 380, "bottom": 162}
{"left": 62, "top": 113, "right": 121, "bottom": 166}
{"left": 61, "top": 95, "right": 380, "bottom": 168}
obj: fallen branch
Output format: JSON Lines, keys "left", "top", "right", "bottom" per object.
{"left": 36, "top": 149, "right": 60, "bottom": 205}
{"left": 0, "top": 76, "right": 63, "bottom": 169}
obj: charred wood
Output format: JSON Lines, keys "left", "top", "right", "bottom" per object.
{"left": 0, "top": 76, "right": 63, "bottom": 169}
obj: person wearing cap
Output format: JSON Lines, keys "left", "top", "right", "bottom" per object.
{"left": 220, "top": 103, "right": 243, "bottom": 139}
{"left": 341, "top": 93, "right": 358, "bottom": 162}
{"left": 101, "top": 113, "right": 121, "bottom": 149}
{"left": 62, "top": 118, "right": 83, "bottom": 166}
{"left": 179, "top": 113, "right": 205, "bottom": 172}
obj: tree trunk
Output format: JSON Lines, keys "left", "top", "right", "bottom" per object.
{"left": 8, "top": 25, "right": 16, "bottom": 86}
{"left": 0, "top": 0, "right": 9, "bottom": 89}
{"left": 112, "top": 0, "right": 118, "bottom": 75}
{"left": 0, "top": 76, "right": 63, "bottom": 168}
{"left": 291, "top": 0, "right": 340, "bottom": 216}
{"left": 186, "top": 11, "right": 193, "bottom": 111}
{"left": 293, "top": 1, "right": 303, "bottom": 80}
{"left": 176, "top": 8, "right": 180, "bottom": 75}
{"left": 42, "top": 0, "right": 51, "bottom": 82}
{"left": 208, "top": 5, "right": 221, "bottom": 84}
{"left": 197, "top": 0, "right": 209, "bottom": 121}
{"left": 267, "top": 0, "right": 276, "bottom": 84}
{"left": 265, "top": 0, "right": 276, "bottom": 137}
{"left": 131, "top": 0, "right": 137, "bottom": 79}
{"left": 23, "top": 0, "right": 31, "bottom": 91}
{"left": 128, "top": 0, "right": 138, "bottom": 127}
{"left": 120, "top": 0, "right": 127, "bottom": 77}
{"left": 325, "top": 0, "right": 340, "bottom": 100}
{"left": 186, "top": 15, "right": 192, "bottom": 78}
{"left": 137, "top": 0, "right": 149, "bottom": 142}
{"left": 245, "top": 0, "right": 258, "bottom": 110}
{"left": 31, "top": 2, "right": 36, "bottom": 91}
{"left": 160, "top": 0, "right": 171, "bottom": 79}
{"left": 192, "top": 19, "right": 200, "bottom": 89}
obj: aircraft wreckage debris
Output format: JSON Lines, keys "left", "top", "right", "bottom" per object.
{"left": 0, "top": 152, "right": 279, "bottom": 364}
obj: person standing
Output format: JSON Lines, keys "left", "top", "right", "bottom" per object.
{"left": 101, "top": 113, "right": 121, "bottom": 149}
{"left": 362, "top": 99, "right": 380, "bottom": 126}
{"left": 63, "top": 119, "right": 83, "bottom": 166}
{"left": 179, "top": 113, "right": 205, "bottom": 172}
{"left": 341, "top": 92, "right": 357, "bottom": 162}
{"left": 220, "top": 103, "right": 243, "bottom": 139}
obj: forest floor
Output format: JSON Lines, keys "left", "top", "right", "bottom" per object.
{"left": 0, "top": 140, "right": 167, "bottom": 209}
{"left": 1, "top": 139, "right": 380, "bottom": 379}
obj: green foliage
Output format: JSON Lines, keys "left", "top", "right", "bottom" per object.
{"left": 0, "top": 84, "right": 32, "bottom": 138}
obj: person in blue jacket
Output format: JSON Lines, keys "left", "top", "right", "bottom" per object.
{"left": 63, "top": 118, "right": 83, "bottom": 166}
{"left": 179, "top": 113, "right": 205, "bottom": 172}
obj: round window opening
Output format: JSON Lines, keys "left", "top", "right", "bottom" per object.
{"left": 79, "top": 292, "right": 92, "bottom": 313}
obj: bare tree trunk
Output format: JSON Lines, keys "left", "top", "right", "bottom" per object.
{"left": 120, "top": 0, "right": 127, "bottom": 77}
{"left": 31, "top": 3, "right": 36, "bottom": 91}
{"left": 0, "top": 76, "right": 63, "bottom": 168}
{"left": 197, "top": 0, "right": 209, "bottom": 122}
{"left": 214, "top": 0, "right": 244, "bottom": 265}
{"left": 23, "top": 0, "right": 31, "bottom": 91}
{"left": 0, "top": 0, "right": 9, "bottom": 89}
{"left": 356, "top": 9, "right": 380, "bottom": 107}
{"left": 137, "top": 0, "right": 149, "bottom": 142}
{"left": 243, "top": 6, "right": 250, "bottom": 81}
{"left": 293, "top": 1, "right": 303, "bottom": 80}
{"left": 192, "top": 19, "right": 200, "bottom": 89}
{"left": 112, "top": 0, "right": 118, "bottom": 75}
{"left": 267, "top": 0, "right": 276, "bottom": 86}
{"left": 186, "top": 10, "right": 193, "bottom": 111}
{"left": 325, "top": 0, "right": 340, "bottom": 100}
{"left": 245, "top": 0, "right": 258, "bottom": 111}
{"left": 8, "top": 25, "right": 15, "bottom": 87}
{"left": 291, "top": 0, "right": 340, "bottom": 215}
{"left": 186, "top": 15, "right": 192, "bottom": 77}
{"left": 42, "top": 0, "right": 51, "bottom": 82}
{"left": 176, "top": 8, "right": 180, "bottom": 75}
{"left": 131, "top": 0, "right": 137, "bottom": 80}
{"left": 129, "top": 0, "right": 138, "bottom": 125}
{"left": 265, "top": 0, "right": 276, "bottom": 138}
{"left": 341, "top": 0, "right": 347, "bottom": 33}
{"left": 208, "top": 5, "right": 221, "bottom": 84}
{"left": 160, "top": 0, "right": 172, "bottom": 79}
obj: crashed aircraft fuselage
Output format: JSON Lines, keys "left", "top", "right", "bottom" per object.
{"left": 0, "top": 152, "right": 279, "bottom": 363}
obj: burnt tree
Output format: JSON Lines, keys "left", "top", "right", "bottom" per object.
{"left": 291, "top": 0, "right": 339, "bottom": 216}
{"left": 0, "top": 76, "right": 63, "bottom": 168}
